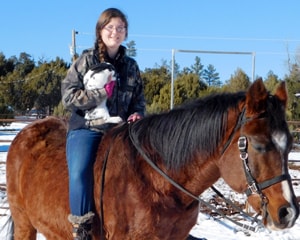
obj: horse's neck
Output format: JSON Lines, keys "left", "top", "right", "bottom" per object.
{"left": 148, "top": 156, "right": 221, "bottom": 206}
{"left": 187, "top": 158, "right": 221, "bottom": 195}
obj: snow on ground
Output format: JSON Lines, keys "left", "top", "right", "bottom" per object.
{"left": 1, "top": 123, "right": 300, "bottom": 239}
{"left": 188, "top": 171, "right": 300, "bottom": 240}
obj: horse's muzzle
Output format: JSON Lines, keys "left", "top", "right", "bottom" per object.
{"left": 265, "top": 202, "right": 299, "bottom": 230}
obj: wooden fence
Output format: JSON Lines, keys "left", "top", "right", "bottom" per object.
{"left": 1, "top": 118, "right": 300, "bottom": 158}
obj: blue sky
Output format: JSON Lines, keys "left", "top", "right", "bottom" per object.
{"left": 1, "top": 1, "right": 299, "bottom": 82}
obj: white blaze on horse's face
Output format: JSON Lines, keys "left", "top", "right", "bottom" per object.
{"left": 269, "top": 131, "right": 298, "bottom": 230}
{"left": 281, "top": 181, "right": 298, "bottom": 228}
{"left": 272, "top": 131, "right": 287, "bottom": 153}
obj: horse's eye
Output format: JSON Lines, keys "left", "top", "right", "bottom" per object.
{"left": 252, "top": 144, "right": 267, "bottom": 153}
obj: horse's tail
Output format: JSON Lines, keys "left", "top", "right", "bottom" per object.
{"left": 0, "top": 213, "right": 14, "bottom": 240}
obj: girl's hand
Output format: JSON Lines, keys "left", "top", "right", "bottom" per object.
{"left": 127, "top": 113, "right": 142, "bottom": 123}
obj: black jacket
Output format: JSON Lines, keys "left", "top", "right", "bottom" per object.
{"left": 61, "top": 46, "right": 145, "bottom": 131}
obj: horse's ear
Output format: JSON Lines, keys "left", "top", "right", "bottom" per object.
{"left": 245, "top": 78, "right": 268, "bottom": 115}
{"left": 274, "top": 81, "right": 288, "bottom": 108}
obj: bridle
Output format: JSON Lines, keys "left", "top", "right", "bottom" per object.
{"left": 238, "top": 136, "right": 291, "bottom": 197}
{"left": 126, "top": 105, "right": 291, "bottom": 231}
{"left": 223, "top": 107, "right": 291, "bottom": 218}
{"left": 237, "top": 135, "right": 290, "bottom": 217}
{"left": 128, "top": 121, "right": 261, "bottom": 231}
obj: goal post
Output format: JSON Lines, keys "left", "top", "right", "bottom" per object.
{"left": 170, "top": 49, "right": 256, "bottom": 109}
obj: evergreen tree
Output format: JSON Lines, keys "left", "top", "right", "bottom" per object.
{"left": 1, "top": 50, "right": 299, "bottom": 121}
{"left": 190, "top": 56, "right": 204, "bottom": 79}
{"left": 15, "top": 52, "right": 35, "bottom": 77}
{"left": 264, "top": 71, "right": 280, "bottom": 93}
{"left": 148, "top": 82, "right": 171, "bottom": 113}
{"left": 2, "top": 71, "right": 26, "bottom": 113}
{"left": 173, "top": 73, "right": 204, "bottom": 105}
{"left": 285, "top": 64, "right": 300, "bottom": 120}
{"left": 223, "top": 68, "right": 250, "bottom": 92}
{"left": 141, "top": 66, "right": 170, "bottom": 105}
{"left": 24, "top": 58, "right": 67, "bottom": 114}
{"left": 0, "top": 52, "right": 16, "bottom": 77}
{"left": 202, "top": 64, "right": 221, "bottom": 86}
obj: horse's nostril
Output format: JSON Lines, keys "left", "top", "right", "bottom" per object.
{"left": 278, "top": 205, "right": 297, "bottom": 228}
{"left": 278, "top": 206, "right": 289, "bottom": 220}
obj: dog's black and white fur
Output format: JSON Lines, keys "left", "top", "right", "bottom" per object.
{"left": 83, "top": 63, "right": 122, "bottom": 124}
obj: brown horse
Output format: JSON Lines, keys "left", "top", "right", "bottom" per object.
{"left": 5, "top": 79, "right": 299, "bottom": 239}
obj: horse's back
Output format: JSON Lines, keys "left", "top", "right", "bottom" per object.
{"left": 7, "top": 117, "right": 67, "bottom": 193}
{"left": 6, "top": 117, "right": 72, "bottom": 239}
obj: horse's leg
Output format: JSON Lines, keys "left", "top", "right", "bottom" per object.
{"left": 10, "top": 207, "right": 37, "bottom": 240}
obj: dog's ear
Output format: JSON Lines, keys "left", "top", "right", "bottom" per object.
{"left": 83, "top": 69, "right": 93, "bottom": 83}
{"left": 90, "top": 62, "right": 116, "bottom": 74}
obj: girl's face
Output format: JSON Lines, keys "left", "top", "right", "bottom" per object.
{"left": 101, "top": 17, "right": 127, "bottom": 51}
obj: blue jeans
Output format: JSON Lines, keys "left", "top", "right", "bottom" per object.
{"left": 66, "top": 128, "right": 103, "bottom": 216}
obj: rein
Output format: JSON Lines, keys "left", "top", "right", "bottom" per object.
{"left": 127, "top": 105, "right": 291, "bottom": 233}
{"left": 128, "top": 123, "right": 260, "bottom": 232}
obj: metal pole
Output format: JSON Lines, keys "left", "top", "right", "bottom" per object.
{"left": 171, "top": 49, "right": 175, "bottom": 109}
{"left": 174, "top": 49, "right": 255, "bottom": 82}
{"left": 72, "top": 29, "right": 78, "bottom": 62}
{"left": 252, "top": 52, "right": 256, "bottom": 81}
{"left": 169, "top": 49, "right": 255, "bottom": 108}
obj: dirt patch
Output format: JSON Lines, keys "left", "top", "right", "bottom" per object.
{"left": 199, "top": 195, "right": 246, "bottom": 217}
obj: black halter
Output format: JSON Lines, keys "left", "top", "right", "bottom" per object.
{"left": 222, "top": 107, "right": 291, "bottom": 218}
{"left": 238, "top": 136, "right": 290, "bottom": 197}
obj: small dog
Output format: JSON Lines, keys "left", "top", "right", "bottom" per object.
{"left": 83, "top": 62, "right": 122, "bottom": 124}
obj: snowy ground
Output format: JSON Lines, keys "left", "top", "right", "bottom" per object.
{"left": 0, "top": 122, "right": 300, "bottom": 239}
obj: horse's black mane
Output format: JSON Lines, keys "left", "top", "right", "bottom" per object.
{"left": 128, "top": 92, "right": 246, "bottom": 171}
{"left": 111, "top": 90, "right": 287, "bottom": 172}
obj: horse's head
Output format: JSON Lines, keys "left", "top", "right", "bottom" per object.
{"left": 221, "top": 78, "right": 299, "bottom": 230}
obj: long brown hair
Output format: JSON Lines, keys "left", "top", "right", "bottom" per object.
{"left": 95, "top": 8, "right": 128, "bottom": 62}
